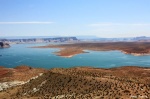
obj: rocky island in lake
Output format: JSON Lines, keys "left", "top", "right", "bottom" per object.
{"left": 0, "top": 42, "right": 10, "bottom": 48}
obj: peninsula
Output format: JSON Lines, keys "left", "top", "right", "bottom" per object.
{"left": 34, "top": 42, "right": 150, "bottom": 57}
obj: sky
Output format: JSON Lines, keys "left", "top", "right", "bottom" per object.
{"left": 0, "top": 0, "right": 150, "bottom": 38}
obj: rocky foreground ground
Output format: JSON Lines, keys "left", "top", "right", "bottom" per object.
{"left": 0, "top": 66, "right": 149, "bottom": 99}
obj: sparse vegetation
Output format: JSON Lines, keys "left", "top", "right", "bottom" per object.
{"left": 0, "top": 66, "right": 149, "bottom": 98}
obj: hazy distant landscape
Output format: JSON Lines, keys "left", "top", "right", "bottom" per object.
{"left": 1, "top": 36, "right": 150, "bottom": 44}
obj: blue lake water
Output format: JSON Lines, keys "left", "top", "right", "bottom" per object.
{"left": 0, "top": 43, "right": 150, "bottom": 69}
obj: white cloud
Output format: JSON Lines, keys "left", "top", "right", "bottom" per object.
{"left": 89, "top": 23, "right": 150, "bottom": 27}
{"left": 0, "top": 22, "right": 54, "bottom": 24}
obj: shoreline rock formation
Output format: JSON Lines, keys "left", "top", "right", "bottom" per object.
{"left": 0, "top": 42, "right": 10, "bottom": 48}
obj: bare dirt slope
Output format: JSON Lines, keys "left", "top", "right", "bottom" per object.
{"left": 0, "top": 66, "right": 46, "bottom": 82}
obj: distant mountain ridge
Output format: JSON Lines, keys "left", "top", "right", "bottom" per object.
{"left": 1, "top": 36, "right": 150, "bottom": 43}
{"left": 0, "top": 37, "right": 78, "bottom": 44}
{"left": 77, "top": 36, "right": 150, "bottom": 42}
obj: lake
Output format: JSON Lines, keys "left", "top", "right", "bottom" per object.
{"left": 0, "top": 43, "right": 150, "bottom": 69}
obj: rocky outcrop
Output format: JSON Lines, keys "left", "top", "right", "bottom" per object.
{"left": 0, "top": 73, "right": 44, "bottom": 91}
{"left": 0, "top": 81, "right": 25, "bottom": 91}
{"left": 0, "top": 42, "right": 10, "bottom": 48}
{"left": 0, "top": 66, "right": 46, "bottom": 94}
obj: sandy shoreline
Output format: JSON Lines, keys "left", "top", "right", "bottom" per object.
{"left": 121, "top": 50, "right": 150, "bottom": 56}
{"left": 59, "top": 50, "right": 150, "bottom": 57}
